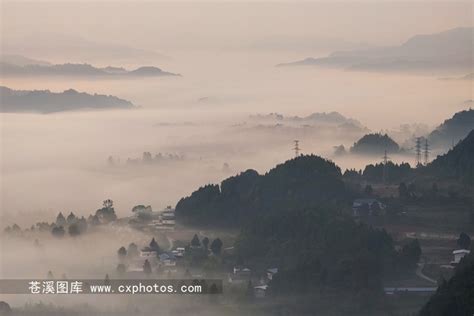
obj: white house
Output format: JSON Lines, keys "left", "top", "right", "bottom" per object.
{"left": 451, "top": 249, "right": 470, "bottom": 264}
{"left": 172, "top": 247, "right": 185, "bottom": 258}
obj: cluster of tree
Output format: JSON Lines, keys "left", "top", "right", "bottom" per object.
{"left": 3, "top": 200, "right": 117, "bottom": 238}
{"left": 419, "top": 252, "right": 474, "bottom": 315}
{"left": 190, "top": 234, "right": 223, "bottom": 255}
{"left": 50, "top": 200, "right": 116, "bottom": 238}
{"left": 235, "top": 208, "right": 421, "bottom": 297}
{"left": 350, "top": 133, "right": 400, "bottom": 155}
{"left": 108, "top": 152, "right": 185, "bottom": 166}
{"left": 176, "top": 155, "right": 349, "bottom": 225}
{"left": 343, "top": 162, "right": 414, "bottom": 184}
{"left": 427, "top": 129, "right": 474, "bottom": 185}
{"left": 115, "top": 239, "right": 155, "bottom": 275}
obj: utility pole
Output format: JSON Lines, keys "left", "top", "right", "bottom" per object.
{"left": 423, "top": 139, "right": 430, "bottom": 166}
{"left": 293, "top": 140, "right": 300, "bottom": 157}
{"left": 415, "top": 137, "right": 422, "bottom": 167}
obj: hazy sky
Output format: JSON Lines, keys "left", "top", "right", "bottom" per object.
{"left": 2, "top": 1, "right": 472, "bottom": 55}
{"left": 1, "top": 0, "right": 473, "bottom": 223}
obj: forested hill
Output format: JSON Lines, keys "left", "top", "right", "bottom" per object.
{"left": 429, "top": 129, "right": 474, "bottom": 184}
{"left": 428, "top": 108, "right": 474, "bottom": 149}
{"left": 175, "top": 155, "right": 348, "bottom": 225}
{"left": 420, "top": 253, "right": 474, "bottom": 315}
{"left": 350, "top": 133, "right": 400, "bottom": 155}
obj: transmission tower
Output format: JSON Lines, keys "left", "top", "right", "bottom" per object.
{"left": 423, "top": 139, "right": 430, "bottom": 166}
{"left": 382, "top": 150, "right": 390, "bottom": 184}
{"left": 293, "top": 140, "right": 300, "bottom": 157}
{"left": 415, "top": 137, "right": 422, "bottom": 167}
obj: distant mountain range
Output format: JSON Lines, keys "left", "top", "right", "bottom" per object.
{"left": 2, "top": 34, "right": 169, "bottom": 64}
{"left": 241, "top": 111, "right": 369, "bottom": 142}
{"left": 0, "top": 56, "right": 179, "bottom": 77}
{"left": 428, "top": 109, "right": 474, "bottom": 149}
{"left": 278, "top": 27, "right": 473, "bottom": 73}
{"left": 0, "top": 86, "right": 135, "bottom": 113}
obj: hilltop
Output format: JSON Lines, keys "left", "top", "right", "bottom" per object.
{"left": 350, "top": 133, "right": 400, "bottom": 155}
{"left": 0, "top": 60, "right": 179, "bottom": 77}
{"left": 428, "top": 109, "right": 474, "bottom": 149}
{"left": 429, "top": 129, "right": 474, "bottom": 184}
{"left": 175, "top": 155, "right": 348, "bottom": 225}
{"left": 0, "top": 86, "right": 135, "bottom": 113}
{"left": 278, "top": 27, "right": 473, "bottom": 73}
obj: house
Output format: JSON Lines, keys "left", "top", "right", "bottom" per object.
{"left": 266, "top": 268, "right": 278, "bottom": 281}
{"left": 140, "top": 247, "right": 158, "bottom": 259}
{"left": 352, "top": 198, "right": 386, "bottom": 217}
{"left": 159, "top": 252, "right": 177, "bottom": 266}
{"left": 172, "top": 247, "right": 185, "bottom": 258}
{"left": 254, "top": 285, "right": 268, "bottom": 298}
{"left": 154, "top": 207, "right": 176, "bottom": 230}
{"left": 228, "top": 267, "right": 252, "bottom": 284}
{"left": 451, "top": 249, "right": 470, "bottom": 264}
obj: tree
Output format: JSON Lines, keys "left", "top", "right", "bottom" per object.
{"left": 68, "top": 224, "right": 81, "bottom": 237}
{"left": 103, "top": 199, "right": 113, "bottom": 209}
{"left": 398, "top": 182, "right": 408, "bottom": 199}
{"left": 96, "top": 200, "right": 117, "bottom": 223}
{"left": 88, "top": 214, "right": 100, "bottom": 226}
{"left": 51, "top": 226, "right": 65, "bottom": 238}
{"left": 116, "top": 263, "right": 127, "bottom": 276}
{"left": 210, "top": 238, "right": 223, "bottom": 255}
{"left": 56, "top": 212, "right": 66, "bottom": 226}
{"left": 457, "top": 233, "right": 471, "bottom": 250}
{"left": 191, "top": 234, "right": 201, "bottom": 248}
{"left": 0, "top": 301, "right": 12, "bottom": 315}
{"left": 143, "top": 259, "right": 152, "bottom": 275}
{"left": 364, "top": 185, "right": 373, "bottom": 196}
{"left": 118, "top": 246, "right": 127, "bottom": 259}
{"left": 149, "top": 238, "right": 160, "bottom": 252}
{"left": 128, "top": 243, "right": 139, "bottom": 257}
{"left": 400, "top": 239, "right": 421, "bottom": 270}
{"left": 202, "top": 237, "right": 210, "bottom": 249}
{"left": 77, "top": 217, "right": 88, "bottom": 233}
{"left": 66, "top": 212, "right": 77, "bottom": 224}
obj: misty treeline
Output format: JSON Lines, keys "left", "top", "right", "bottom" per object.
{"left": 107, "top": 151, "right": 185, "bottom": 167}
{"left": 3, "top": 199, "right": 117, "bottom": 238}
{"left": 344, "top": 129, "right": 474, "bottom": 185}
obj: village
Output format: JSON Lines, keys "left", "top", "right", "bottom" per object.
{"left": 113, "top": 199, "right": 472, "bottom": 300}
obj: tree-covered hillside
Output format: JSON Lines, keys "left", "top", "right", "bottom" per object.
{"left": 429, "top": 129, "right": 474, "bottom": 184}
{"left": 175, "top": 155, "right": 348, "bottom": 225}
{"left": 350, "top": 133, "right": 400, "bottom": 155}
{"left": 428, "top": 109, "right": 474, "bottom": 149}
{"left": 419, "top": 253, "right": 474, "bottom": 316}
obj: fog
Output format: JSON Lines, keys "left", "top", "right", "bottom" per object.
{"left": 1, "top": 52, "right": 472, "bottom": 223}
{"left": 0, "top": 1, "right": 473, "bottom": 314}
